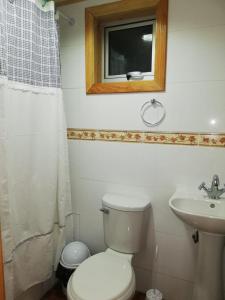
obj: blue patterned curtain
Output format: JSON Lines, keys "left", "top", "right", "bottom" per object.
{"left": 0, "top": 0, "right": 60, "bottom": 87}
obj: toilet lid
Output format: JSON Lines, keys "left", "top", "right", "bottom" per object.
{"left": 70, "top": 252, "right": 134, "bottom": 300}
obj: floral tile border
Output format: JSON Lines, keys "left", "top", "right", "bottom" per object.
{"left": 67, "top": 128, "right": 225, "bottom": 148}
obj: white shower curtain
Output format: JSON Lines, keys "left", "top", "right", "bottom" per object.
{"left": 0, "top": 1, "right": 72, "bottom": 299}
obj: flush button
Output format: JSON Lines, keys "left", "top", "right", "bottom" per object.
{"left": 210, "top": 203, "right": 216, "bottom": 208}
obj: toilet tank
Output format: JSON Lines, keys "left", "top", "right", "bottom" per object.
{"left": 101, "top": 194, "right": 151, "bottom": 254}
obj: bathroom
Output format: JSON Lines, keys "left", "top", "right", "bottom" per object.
{"left": 0, "top": 0, "right": 225, "bottom": 299}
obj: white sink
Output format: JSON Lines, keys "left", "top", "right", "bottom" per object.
{"left": 169, "top": 196, "right": 225, "bottom": 234}
{"left": 169, "top": 189, "right": 225, "bottom": 300}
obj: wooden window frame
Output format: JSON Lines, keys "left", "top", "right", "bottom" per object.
{"left": 85, "top": 0, "right": 168, "bottom": 94}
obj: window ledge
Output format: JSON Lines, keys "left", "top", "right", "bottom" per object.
{"left": 87, "top": 80, "right": 163, "bottom": 94}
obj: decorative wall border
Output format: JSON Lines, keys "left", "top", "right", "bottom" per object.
{"left": 67, "top": 128, "right": 225, "bottom": 148}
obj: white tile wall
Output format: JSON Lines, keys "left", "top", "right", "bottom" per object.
{"left": 62, "top": 82, "right": 225, "bottom": 132}
{"left": 60, "top": 0, "right": 225, "bottom": 298}
{"left": 152, "top": 272, "right": 194, "bottom": 300}
{"left": 152, "top": 232, "right": 197, "bottom": 281}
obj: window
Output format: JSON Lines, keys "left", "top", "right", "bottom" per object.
{"left": 85, "top": 0, "right": 168, "bottom": 94}
{"left": 103, "top": 19, "right": 156, "bottom": 82}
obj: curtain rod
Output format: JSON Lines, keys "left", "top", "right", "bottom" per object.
{"left": 41, "top": 0, "right": 75, "bottom": 26}
{"left": 57, "top": 10, "right": 75, "bottom": 26}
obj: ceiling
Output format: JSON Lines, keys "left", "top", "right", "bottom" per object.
{"left": 55, "top": 0, "right": 85, "bottom": 6}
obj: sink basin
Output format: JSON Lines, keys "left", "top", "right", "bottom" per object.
{"left": 169, "top": 196, "right": 225, "bottom": 234}
{"left": 169, "top": 189, "right": 225, "bottom": 300}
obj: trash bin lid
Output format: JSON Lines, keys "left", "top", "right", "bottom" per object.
{"left": 60, "top": 242, "right": 90, "bottom": 269}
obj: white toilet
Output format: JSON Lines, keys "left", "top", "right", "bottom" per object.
{"left": 67, "top": 193, "right": 151, "bottom": 300}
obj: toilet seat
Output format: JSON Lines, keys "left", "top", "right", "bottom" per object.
{"left": 67, "top": 252, "right": 135, "bottom": 300}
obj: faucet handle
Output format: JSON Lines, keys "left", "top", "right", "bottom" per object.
{"left": 212, "top": 174, "right": 220, "bottom": 187}
{"left": 199, "top": 182, "right": 206, "bottom": 190}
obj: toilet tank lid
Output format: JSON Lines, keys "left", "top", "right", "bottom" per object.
{"left": 102, "top": 193, "right": 151, "bottom": 212}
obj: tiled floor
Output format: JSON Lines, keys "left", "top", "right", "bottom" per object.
{"left": 42, "top": 284, "right": 65, "bottom": 300}
{"left": 42, "top": 284, "right": 145, "bottom": 300}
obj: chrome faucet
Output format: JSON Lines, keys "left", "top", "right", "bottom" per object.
{"left": 199, "top": 175, "right": 225, "bottom": 199}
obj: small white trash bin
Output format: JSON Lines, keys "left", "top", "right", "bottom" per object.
{"left": 146, "top": 289, "right": 163, "bottom": 300}
{"left": 56, "top": 241, "right": 90, "bottom": 295}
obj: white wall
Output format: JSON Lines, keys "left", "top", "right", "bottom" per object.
{"left": 60, "top": 0, "right": 225, "bottom": 299}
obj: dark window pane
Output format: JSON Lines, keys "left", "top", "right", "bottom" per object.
{"left": 107, "top": 23, "right": 153, "bottom": 77}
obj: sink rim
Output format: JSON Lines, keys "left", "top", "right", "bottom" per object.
{"left": 169, "top": 196, "right": 225, "bottom": 221}
{"left": 169, "top": 188, "right": 225, "bottom": 235}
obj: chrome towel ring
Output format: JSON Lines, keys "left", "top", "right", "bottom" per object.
{"left": 140, "top": 99, "right": 166, "bottom": 127}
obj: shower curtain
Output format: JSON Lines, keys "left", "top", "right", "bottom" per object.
{"left": 0, "top": 0, "right": 72, "bottom": 299}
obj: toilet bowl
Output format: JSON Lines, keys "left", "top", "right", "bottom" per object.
{"left": 67, "top": 193, "right": 151, "bottom": 300}
{"left": 67, "top": 249, "right": 135, "bottom": 300}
